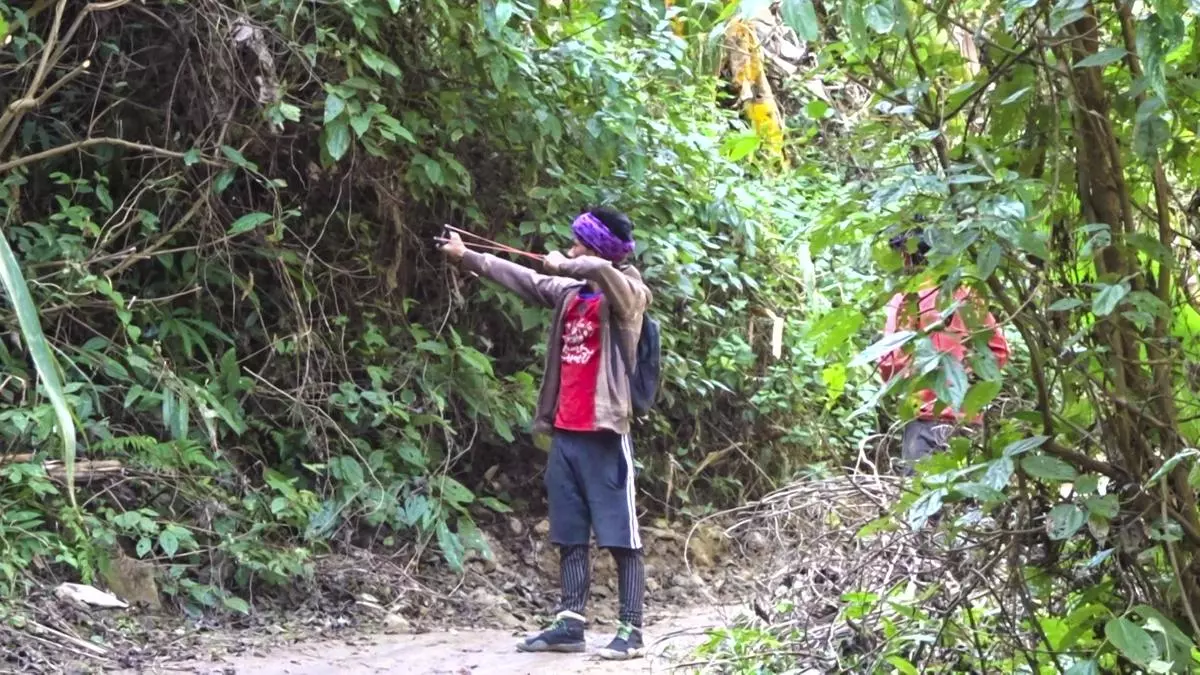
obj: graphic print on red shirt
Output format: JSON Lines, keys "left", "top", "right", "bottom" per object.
{"left": 555, "top": 292, "right": 603, "bottom": 431}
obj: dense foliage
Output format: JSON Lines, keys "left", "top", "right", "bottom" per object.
{"left": 9, "top": 0, "right": 1200, "bottom": 671}
{"left": 0, "top": 0, "right": 864, "bottom": 617}
{"left": 697, "top": 0, "right": 1200, "bottom": 672}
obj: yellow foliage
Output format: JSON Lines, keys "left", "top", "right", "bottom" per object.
{"left": 726, "top": 20, "right": 763, "bottom": 96}
{"left": 747, "top": 100, "right": 784, "bottom": 158}
{"left": 664, "top": 0, "right": 685, "bottom": 37}
{"left": 723, "top": 16, "right": 786, "bottom": 166}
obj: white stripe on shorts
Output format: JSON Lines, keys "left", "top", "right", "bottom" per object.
{"left": 621, "top": 434, "right": 642, "bottom": 549}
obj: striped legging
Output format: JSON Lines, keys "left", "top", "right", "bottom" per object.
{"left": 557, "top": 544, "right": 645, "bottom": 628}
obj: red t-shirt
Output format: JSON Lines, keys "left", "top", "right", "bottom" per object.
{"left": 555, "top": 292, "right": 603, "bottom": 431}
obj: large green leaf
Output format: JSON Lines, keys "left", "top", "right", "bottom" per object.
{"left": 1105, "top": 617, "right": 1159, "bottom": 667}
{"left": 1047, "top": 503, "right": 1086, "bottom": 540}
{"left": 1022, "top": 453, "right": 1078, "bottom": 482}
{"left": 932, "top": 356, "right": 969, "bottom": 409}
{"left": 780, "top": 0, "right": 820, "bottom": 41}
{"left": 324, "top": 118, "right": 352, "bottom": 161}
{"left": 1073, "top": 47, "right": 1127, "bottom": 69}
{"left": 850, "top": 330, "right": 916, "bottom": 368}
{"left": 1092, "top": 282, "right": 1130, "bottom": 317}
{"left": 0, "top": 233, "right": 77, "bottom": 508}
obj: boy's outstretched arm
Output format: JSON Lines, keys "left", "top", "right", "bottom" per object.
{"left": 440, "top": 231, "right": 577, "bottom": 308}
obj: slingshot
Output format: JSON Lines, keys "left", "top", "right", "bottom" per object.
{"left": 435, "top": 225, "right": 545, "bottom": 262}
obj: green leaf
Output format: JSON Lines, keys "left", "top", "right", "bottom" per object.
{"left": 1085, "top": 494, "right": 1119, "bottom": 519}
{"left": 214, "top": 169, "right": 235, "bottom": 194}
{"left": 851, "top": 330, "right": 916, "bottom": 368}
{"left": 805, "top": 100, "right": 830, "bottom": 119}
{"left": 183, "top": 149, "right": 201, "bottom": 166}
{"left": 479, "top": 497, "right": 513, "bottom": 513}
{"left": 416, "top": 340, "right": 449, "bottom": 355}
{"left": 228, "top": 212, "right": 273, "bottom": 236}
{"left": 0, "top": 16, "right": 8, "bottom": 42}
{"left": 136, "top": 536, "right": 152, "bottom": 558}
{"left": 982, "top": 456, "right": 1014, "bottom": 490}
{"left": 932, "top": 356, "right": 969, "bottom": 410}
{"left": 220, "top": 145, "right": 253, "bottom": 169}
{"left": 962, "top": 380, "right": 1001, "bottom": 418}
{"left": 159, "top": 530, "right": 180, "bottom": 557}
{"left": 954, "top": 482, "right": 1006, "bottom": 503}
{"left": 1147, "top": 448, "right": 1200, "bottom": 484}
{"left": 976, "top": 243, "right": 1002, "bottom": 280}
{"left": 721, "top": 132, "right": 761, "bottom": 161}
{"left": 1092, "top": 282, "right": 1131, "bottom": 317}
{"left": 885, "top": 655, "right": 919, "bottom": 675}
{"left": 489, "top": 56, "right": 509, "bottom": 89}
{"left": 1003, "top": 435, "right": 1049, "bottom": 457}
{"left": 324, "top": 94, "right": 345, "bottom": 123}
{"left": 1047, "top": 503, "right": 1086, "bottom": 540}
{"left": 350, "top": 113, "right": 372, "bottom": 138}
{"left": 1050, "top": 298, "right": 1085, "bottom": 312}
{"left": 1022, "top": 453, "right": 1078, "bottom": 482}
{"left": 1064, "top": 660, "right": 1099, "bottom": 675}
{"left": 324, "top": 118, "right": 352, "bottom": 161}
{"left": 780, "top": 0, "right": 820, "bottom": 41}
{"left": 907, "top": 488, "right": 947, "bottom": 530}
{"left": 437, "top": 476, "right": 475, "bottom": 506}
{"left": 419, "top": 154, "right": 445, "bottom": 185}
{"left": 0, "top": 234, "right": 77, "bottom": 508}
{"left": 387, "top": 0, "right": 400, "bottom": 12}
{"left": 1074, "top": 48, "right": 1128, "bottom": 69}
{"left": 1133, "top": 98, "right": 1170, "bottom": 161}
{"left": 278, "top": 103, "right": 302, "bottom": 122}
{"left": 822, "top": 363, "right": 847, "bottom": 406}
{"left": 337, "top": 456, "right": 365, "bottom": 486}
{"left": 437, "top": 522, "right": 465, "bottom": 572}
{"left": 456, "top": 347, "right": 494, "bottom": 376}
{"left": 1105, "top": 617, "right": 1159, "bottom": 666}
{"left": 494, "top": 0, "right": 514, "bottom": 26}
{"left": 222, "top": 595, "right": 251, "bottom": 614}
{"left": 863, "top": 0, "right": 895, "bottom": 33}
{"left": 1075, "top": 474, "right": 1100, "bottom": 494}
{"left": 1133, "top": 604, "right": 1196, "bottom": 654}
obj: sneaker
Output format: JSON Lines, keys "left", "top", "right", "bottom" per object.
{"left": 597, "top": 622, "right": 644, "bottom": 660}
{"left": 516, "top": 612, "right": 586, "bottom": 653}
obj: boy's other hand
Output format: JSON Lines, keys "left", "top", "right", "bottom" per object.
{"left": 440, "top": 229, "right": 466, "bottom": 260}
{"left": 543, "top": 250, "right": 568, "bottom": 272}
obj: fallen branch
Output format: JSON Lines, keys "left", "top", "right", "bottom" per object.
{"left": 0, "top": 138, "right": 220, "bottom": 174}
{"left": 26, "top": 619, "right": 110, "bottom": 656}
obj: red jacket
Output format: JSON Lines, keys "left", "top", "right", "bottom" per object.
{"left": 879, "top": 286, "right": 1009, "bottom": 422}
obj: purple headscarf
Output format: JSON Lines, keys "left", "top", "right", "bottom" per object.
{"left": 571, "top": 212, "right": 635, "bottom": 263}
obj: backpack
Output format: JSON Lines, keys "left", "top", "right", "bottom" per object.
{"left": 620, "top": 314, "right": 661, "bottom": 416}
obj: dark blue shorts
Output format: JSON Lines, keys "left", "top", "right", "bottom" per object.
{"left": 546, "top": 430, "right": 642, "bottom": 550}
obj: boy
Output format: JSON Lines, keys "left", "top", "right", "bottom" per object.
{"left": 440, "top": 207, "right": 651, "bottom": 661}
{"left": 878, "top": 229, "right": 1010, "bottom": 470}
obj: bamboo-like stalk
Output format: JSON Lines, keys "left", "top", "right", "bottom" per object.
{"left": 0, "top": 231, "right": 77, "bottom": 508}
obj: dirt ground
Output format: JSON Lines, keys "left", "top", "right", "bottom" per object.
{"left": 118, "top": 604, "right": 744, "bottom": 675}
{"left": 5, "top": 517, "right": 759, "bottom": 675}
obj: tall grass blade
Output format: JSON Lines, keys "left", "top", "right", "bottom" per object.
{"left": 0, "top": 231, "right": 77, "bottom": 508}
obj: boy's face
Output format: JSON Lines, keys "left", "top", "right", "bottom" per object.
{"left": 568, "top": 239, "right": 594, "bottom": 259}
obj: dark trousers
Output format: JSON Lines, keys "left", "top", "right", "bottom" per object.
{"left": 546, "top": 430, "right": 645, "bottom": 627}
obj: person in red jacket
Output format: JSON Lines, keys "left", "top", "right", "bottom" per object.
{"left": 879, "top": 229, "right": 1010, "bottom": 471}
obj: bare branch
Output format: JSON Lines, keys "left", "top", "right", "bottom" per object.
{"left": 0, "top": 138, "right": 219, "bottom": 174}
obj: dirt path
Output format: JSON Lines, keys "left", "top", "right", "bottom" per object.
{"left": 124, "top": 605, "right": 743, "bottom": 675}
